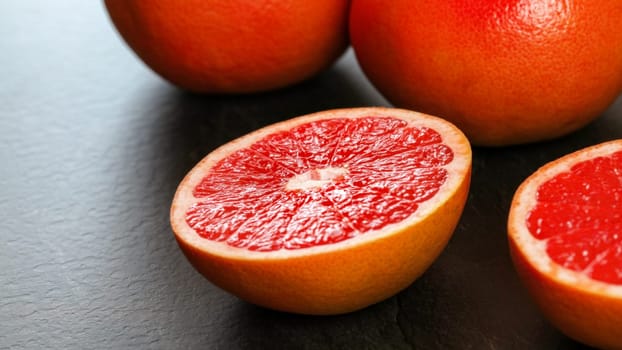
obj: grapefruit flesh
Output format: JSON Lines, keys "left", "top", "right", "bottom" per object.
{"left": 508, "top": 140, "right": 622, "bottom": 349}
{"left": 349, "top": 0, "right": 622, "bottom": 146}
{"left": 104, "top": 0, "right": 350, "bottom": 93}
{"left": 187, "top": 117, "right": 453, "bottom": 251}
{"left": 171, "top": 107, "right": 472, "bottom": 315}
{"left": 527, "top": 151, "right": 622, "bottom": 284}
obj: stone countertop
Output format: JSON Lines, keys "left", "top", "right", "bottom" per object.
{"left": 2, "top": 1, "right": 618, "bottom": 349}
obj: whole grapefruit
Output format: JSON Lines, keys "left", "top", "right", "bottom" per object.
{"left": 104, "top": 0, "right": 350, "bottom": 93}
{"left": 349, "top": 0, "right": 622, "bottom": 146}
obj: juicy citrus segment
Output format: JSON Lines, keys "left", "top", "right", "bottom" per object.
{"left": 171, "top": 107, "right": 472, "bottom": 314}
{"left": 508, "top": 140, "right": 622, "bottom": 349}
{"left": 526, "top": 149, "right": 622, "bottom": 284}
{"left": 185, "top": 117, "right": 453, "bottom": 252}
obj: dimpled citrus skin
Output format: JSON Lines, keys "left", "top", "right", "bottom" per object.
{"left": 349, "top": 0, "right": 622, "bottom": 146}
{"left": 104, "top": 0, "right": 350, "bottom": 93}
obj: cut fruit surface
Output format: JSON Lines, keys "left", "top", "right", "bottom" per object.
{"left": 508, "top": 140, "right": 622, "bottom": 349}
{"left": 171, "top": 107, "right": 472, "bottom": 315}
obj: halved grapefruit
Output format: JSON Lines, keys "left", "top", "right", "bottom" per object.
{"left": 508, "top": 140, "right": 622, "bottom": 349}
{"left": 170, "top": 107, "right": 472, "bottom": 315}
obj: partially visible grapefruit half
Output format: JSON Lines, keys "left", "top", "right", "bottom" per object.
{"left": 508, "top": 140, "right": 622, "bottom": 349}
{"left": 170, "top": 107, "right": 472, "bottom": 315}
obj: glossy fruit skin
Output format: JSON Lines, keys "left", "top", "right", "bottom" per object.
{"left": 104, "top": 0, "right": 350, "bottom": 93}
{"left": 350, "top": 0, "right": 622, "bottom": 146}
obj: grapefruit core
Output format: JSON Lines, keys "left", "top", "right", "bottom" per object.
{"left": 508, "top": 140, "right": 622, "bottom": 349}
{"left": 170, "top": 107, "right": 472, "bottom": 315}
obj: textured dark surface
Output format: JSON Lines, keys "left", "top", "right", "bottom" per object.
{"left": 1, "top": 1, "right": 620, "bottom": 349}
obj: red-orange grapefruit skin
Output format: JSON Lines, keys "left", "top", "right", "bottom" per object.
{"left": 349, "top": 0, "right": 622, "bottom": 146}
{"left": 509, "top": 240, "right": 622, "bottom": 350}
{"left": 104, "top": 0, "right": 350, "bottom": 93}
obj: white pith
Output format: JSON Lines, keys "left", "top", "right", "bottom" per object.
{"left": 509, "top": 139, "right": 622, "bottom": 296}
{"left": 285, "top": 167, "right": 349, "bottom": 191}
{"left": 170, "top": 107, "right": 472, "bottom": 261}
